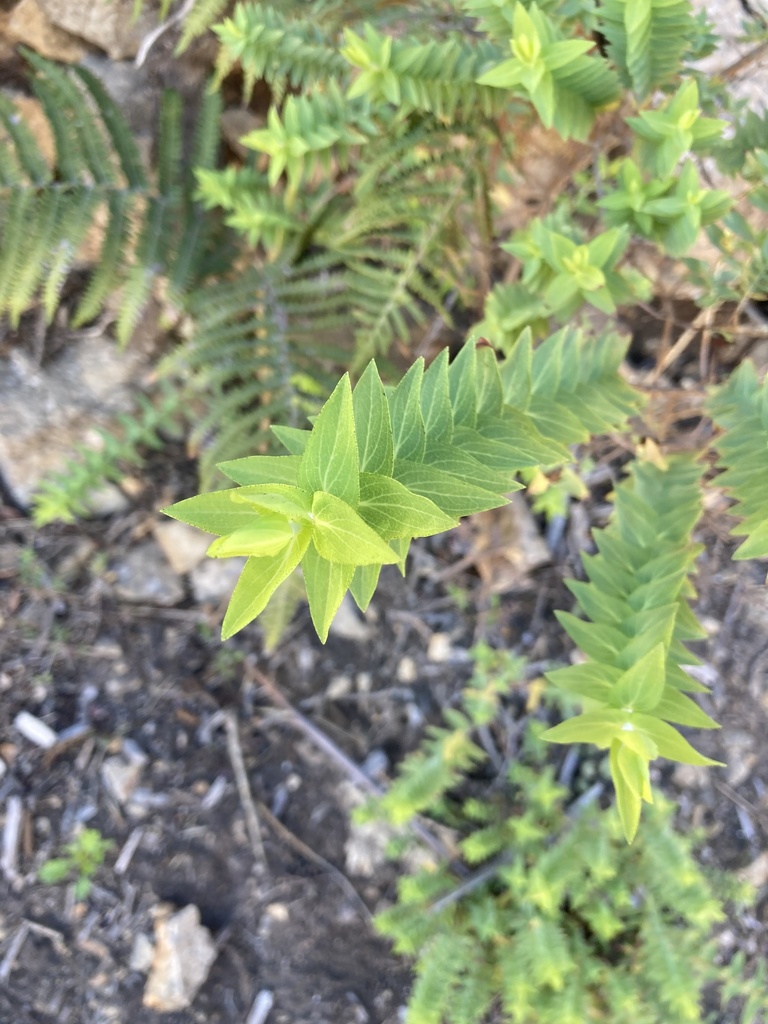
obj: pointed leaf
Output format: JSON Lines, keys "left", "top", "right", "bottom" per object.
{"left": 353, "top": 361, "right": 394, "bottom": 475}
{"left": 303, "top": 542, "right": 356, "bottom": 643}
{"left": 311, "top": 491, "right": 399, "bottom": 565}
{"left": 611, "top": 643, "right": 666, "bottom": 712}
{"left": 358, "top": 473, "right": 458, "bottom": 539}
{"left": 207, "top": 518, "right": 294, "bottom": 558}
{"left": 350, "top": 562, "right": 382, "bottom": 612}
{"left": 217, "top": 455, "right": 302, "bottom": 486}
{"left": 221, "top": 526, "right": 312, "bottom": 639}
{"left": 299, "top": 375, "right": 360, "bottom": 506}
{"left": 162, "top": 489, "right": 260, "bottom": 537}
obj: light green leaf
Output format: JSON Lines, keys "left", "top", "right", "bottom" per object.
{"left": 39, "top": 858, "right": 73, "bottom": 884}
{"left": 353, "top": 360, "right": 394, "bottom": 476}
{"left": 303, "top": 542, "right": 356, "bottom": 643}
{"left": 388, "top": 360, "right": 426, "bottom": 462}
{"left": 350, "top": 562, "right": 382, "bottom": 612}
{"left": 311, "top": 491, "right": 400, "bottom": 565}
{"left": 272, "top": 425, "right": 310, "bottom": 455}
{"left": 217, "top": 455, "right": 302, "bottom": 486}
{"left": 633, "top": 715, "right": 724, "bottom": 766}
{"left": 541, "top": 709, "right": 628, "bottom": 748}
{"left": 221, "top": 526, "right": 312, "bottom": 639}
{"left": 358, "top": 473, "right": 458, "bottom": 539}
{"left": 299, "top": 375, "right": 360, "bottom": 506}
{"left": 610, "top": 741, "right": 644, "bottom": 843}
{"left": 207, "top": 517, "right": 294, "bottom": 558}
{"left": 420, "top": 348, "right": 453, "bottom": 443}
{"left": 393, "top": 460, "right": 508, "bottom": 518}
{"left": 162, "top": 489, "right": 259, "bottom": 537}
{"left": 448, "top": 340, "right": 477, "bottom": 428}
{"left": 235, "top": 484, "right": 312, "bottom": 521}
{"left": 610, "top": 643, "right": 666, "bottom": 712}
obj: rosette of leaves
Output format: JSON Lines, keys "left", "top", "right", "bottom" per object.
{"left": 164, "top": 340, "right": 569, "bottom": 641}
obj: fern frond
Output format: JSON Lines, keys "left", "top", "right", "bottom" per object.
{"left": 599, "top": 0, "right": 695, "bottom": 98}
{"left": 164, "top": 261, "right": 345, "bottom": 486}
{"left": 0, "top": 54, "right": 224, "bottom": 341}
{"left": 707, "top": 359, "right": 768, "bottom": 561}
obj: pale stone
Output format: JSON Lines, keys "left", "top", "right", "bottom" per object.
{"left": 153, "top": 520, "right": 212, "bottom": 575}
{"left": 8, "top": 0, "right": 87, "bottom": 62}
{"left": 129, "top": 933, "right": 155, "bottom": 974}
{"left": 143, "top": 905, "right": 217, "bottom": 1012}
{"left": 0, "top": 338, "right": 146, "bottom": 509}
{"left": 38, "top": 0, "right": 157, "bottom": 61}
{"left": 328, "top": 594, "right": 373, "bottom": 641}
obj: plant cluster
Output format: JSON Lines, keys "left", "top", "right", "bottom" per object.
{"left": 38, "top": 827, "right": 113, "bottom": 900}
{"left": 4, "top": 1, "right": 768, "bottom": 1019}
{"left": 368, "top": 647, "right": 768, "bottom": 1024}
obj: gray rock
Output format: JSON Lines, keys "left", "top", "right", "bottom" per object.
{"left": 112, "top": 541, "right": 185, "bottom": 606}
{"left": 153, "top": 520, "right": 211, "bottom": 575}
{"left": 190, "top": 557, "right": 245, "bottom": 604}
{"left": 0, "top": 338, "right": 146, "bottom": 509}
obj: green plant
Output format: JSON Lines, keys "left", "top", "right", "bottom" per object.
{"left": 367, "top": 647, "right": 767, "bottom": 1024}
{"left": 39, "top": 828, "right": 113, "bottom": 900}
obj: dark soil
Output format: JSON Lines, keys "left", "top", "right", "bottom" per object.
{"left": 1, "top": 440, "right": 767, "bottom": 1024}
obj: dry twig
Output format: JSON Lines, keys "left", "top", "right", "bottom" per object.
{"left": 209, "top": 709, "right": 267, "bottom": 870}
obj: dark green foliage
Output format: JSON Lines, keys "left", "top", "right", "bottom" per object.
{"left": 0, "top": 52, "right": 223, "bottom": 343}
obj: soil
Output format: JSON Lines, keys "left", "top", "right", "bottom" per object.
{"left": 1, "top": 438, "right": 767, "bottom": 1024}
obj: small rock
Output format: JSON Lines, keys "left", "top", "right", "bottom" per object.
{"left": 101, "top": 756, "right": 143, "bottom": 805}
{"left": 355, "top": 672, "right": 372, "bottom": 693}
{"left": 739, "top": 851, "right": 768, "bottom": 889}
{"left": 13, "top": 711, "right": 57, "bottom": 749}
{"left": 38, "top": 0, "right": 157, "bottom": 60}
{"left": 427, "top": 633, "right": 452, "bottom": 663}
{"left": 153, "top": 521, "right": 211, "bottom": 575}
{"left": 83, "top": 483, "right": 131, "bottom": 519}
{"left": 8, "top": 0, "right": 87, "bottom": 62}
{"left": 396, "top": 657, "right": 417, "bottom": 683}
{"left": 723, "top": 729, "right": 757, "bottom": 788}
{"left": 130, "top": 933, "right": 155, "bottom": 974}
{"left": 190, "top": 557, "right": 245, "bottom": 604}
{"left": 328, "top": 594, "right": 373, "bottom": 642}
{"left": 326, "top": 675, "right": 352, "bottom": 700}
{"left": 143, "top": 905, "right": 217, "bottom": 1012}
{"left": 112, "top": 542, "right": 185, "bottom": 606}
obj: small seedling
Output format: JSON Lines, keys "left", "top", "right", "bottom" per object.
{"left": 39, "top": 828, "right": 113, "bottom": 900}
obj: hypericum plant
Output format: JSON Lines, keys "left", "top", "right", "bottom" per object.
{"left": 38, "top": 828, "right": 113, "bottom": 900}
{"left": 367, "top": 648, "right": 767, "bottom": 1024}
